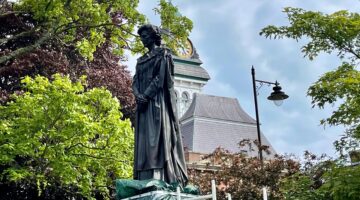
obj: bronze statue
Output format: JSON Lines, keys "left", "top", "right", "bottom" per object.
{"left": 132, "top": 24, "right": 188, "bottom": 187}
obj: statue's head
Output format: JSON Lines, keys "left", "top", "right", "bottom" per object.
{"left": 138, "top": 24, "right": 162, "bottom": 47}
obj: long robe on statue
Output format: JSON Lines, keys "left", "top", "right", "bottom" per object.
{"left": 132, "top": 47, "right": 188, "bottom": 187}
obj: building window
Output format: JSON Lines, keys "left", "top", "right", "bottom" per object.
{"left": 174, "top": 90, "right": 179, "bottom": 103}
{"left": 182, "top": 92, "right": 189, "bottom": 108}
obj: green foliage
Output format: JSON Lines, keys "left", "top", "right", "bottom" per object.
{"left": 154, "top": 0, "right": 193, "bottom": 54}
{"left": 0, "top": 74, "right": 134, "bottom": 199}
{"left": 321, "top": 164, "right": 360, "bottom": 200}
{"left": 280, "top": 173, "right": 326, "bottom": 200}
{"left": 280, "top": 152, "right": 332, "bottom": 200}
{"left": 281, "top": 159, "right": 360, "bottom": 200}
{"left": 14, "top": 0, "right": 145, "bottom": 60}
{"left": 308, "top": 63, "right": 360, "bottom": 138}
{"left": 268, "top": 149, "right": 360, "bottom": 200}
{"left": 2, "top": 0, "right": 192, "bottom": 62}
{"left": 260, "top": 8, "right": 360, "bottom": 61}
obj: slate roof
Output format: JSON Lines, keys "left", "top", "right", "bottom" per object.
{"left": 180, "top": 93, "right": 276, "bottom": 158}
{"left": 181, "top": 94, "right": 256, "bottom": 124}
{"left": 173, "top": 57, "right": 210, "bottom": 81}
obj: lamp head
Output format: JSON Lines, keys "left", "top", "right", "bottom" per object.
{"left": 267, "top": 81, "right": 289, "bottom": 106}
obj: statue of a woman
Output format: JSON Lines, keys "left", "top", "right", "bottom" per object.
{"left": 132, "top": 24, "right": 188, "bottom": 187}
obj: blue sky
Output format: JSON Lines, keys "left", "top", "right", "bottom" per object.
{"left": 126, "top": 0, "right": 359, "bottom": 158}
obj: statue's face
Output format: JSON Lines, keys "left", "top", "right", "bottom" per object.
{"left": 139, "top": 30, "right": 154, "bottom": 48}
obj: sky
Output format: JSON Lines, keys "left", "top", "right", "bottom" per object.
{"left": 126, "top": 0, "right": 359, "bottom": 158}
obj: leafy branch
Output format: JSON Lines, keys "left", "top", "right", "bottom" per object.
{"left": 0, "top": 31, "right": 53, "bottom": 65}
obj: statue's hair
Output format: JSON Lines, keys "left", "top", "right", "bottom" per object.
{"left": 137, "top": 24, "right": 162, "bottom": 46}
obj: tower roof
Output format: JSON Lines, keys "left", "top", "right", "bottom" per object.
{"left": 173, "top": 56, "right": 210, "bottom": 81}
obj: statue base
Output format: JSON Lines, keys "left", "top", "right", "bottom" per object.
{"left": 120, "top": 190, "right": 196, "bottom": 200}
{"left": 115, "top": 179, "right": 200, "bottom": 200}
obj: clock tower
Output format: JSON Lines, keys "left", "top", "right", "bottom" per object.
{"left": 172, "top": 39, "right": 210, "bottom": 118}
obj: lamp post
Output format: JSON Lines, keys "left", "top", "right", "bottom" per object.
{"left": 251, "top": 66, "right": 289, "bottom": 165}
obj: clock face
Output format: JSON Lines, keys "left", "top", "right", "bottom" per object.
{"left": 176, "top": 38, "right": 193, "bottom": 58}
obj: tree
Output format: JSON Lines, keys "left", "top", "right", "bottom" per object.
{"left": 260, "top": 7, "right": 360, "bottom": 141}
{"left": 279, "top": 151, "right": 332, "bottom": 200}
{"left": 0, "top": 0, "right": 192, "bottom": 63}
{"left": 260, "top": 7, "right": 360, "bottom": 199}
{"left": 0, "top": 74, "right": 134, "bottom": 199}
{"left": 280, "top": 151, "right": 360, "bottom": 200}
{"left": 320, "top": 163, "right": 360, "bottom": 200}
{"left": 0, "top": 0, "right": 193, "bottom": 120}
{"left": 0, "top": 0, "right": 194, "bottom": 199}
{"left": 187, "top": 142, "right": 300, "bottom": 200}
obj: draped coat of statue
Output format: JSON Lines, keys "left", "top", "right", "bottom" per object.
{"left": 132, "top": 24, "right": 188, "bottom": 187}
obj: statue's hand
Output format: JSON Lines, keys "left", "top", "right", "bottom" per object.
{"left": 136, "top": 94, "right": 149, "bottom": 112}
{"left": 136, "top": 94, "right": 148, "bottom": 104}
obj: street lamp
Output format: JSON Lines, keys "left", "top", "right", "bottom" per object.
{"left": 251, "top": 66, "right": 289, "bottom": 165}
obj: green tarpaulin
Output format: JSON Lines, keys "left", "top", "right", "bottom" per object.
{"left": 115, "top": 179, "right": 199, "bottom": 200}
